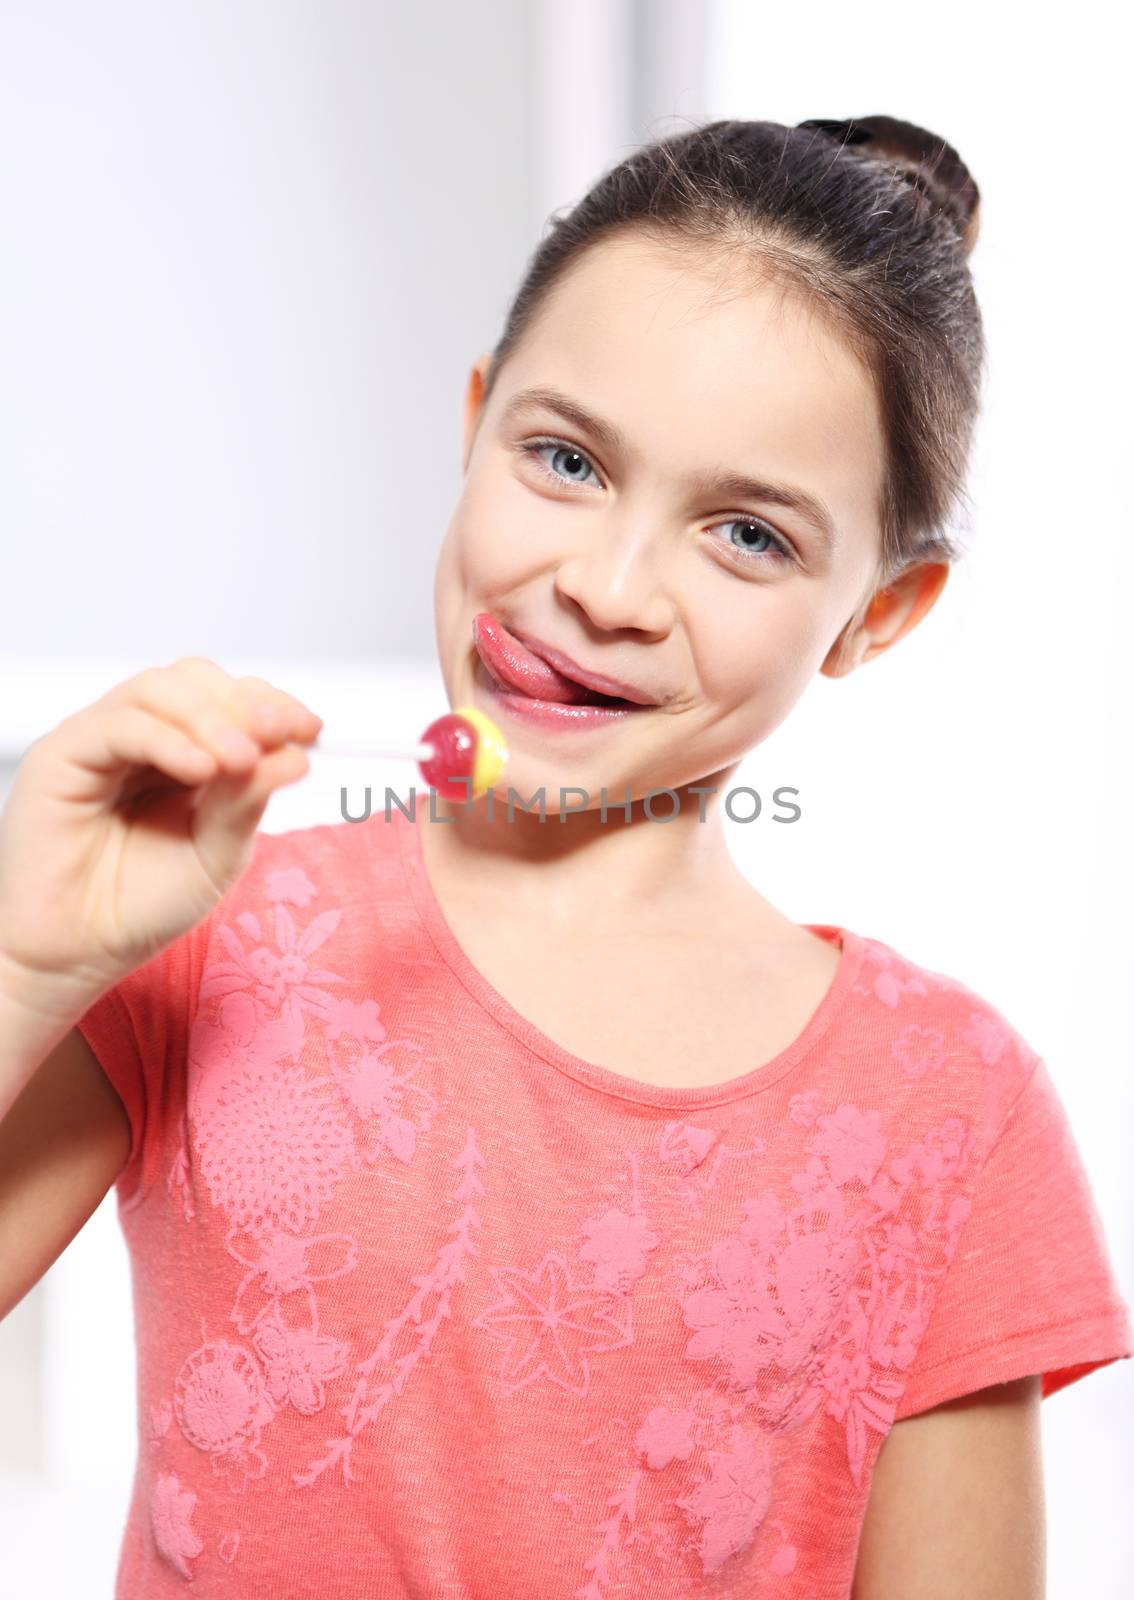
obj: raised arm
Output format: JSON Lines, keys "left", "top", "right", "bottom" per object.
{"left": 0, "top": 658, "right": 322, "bottom": 1318}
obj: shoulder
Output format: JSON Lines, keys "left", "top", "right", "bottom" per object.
{"left": 201, "top": 817, "right": 407, "bottom": 950}
{"left": 190, "top": 820, "right": 401, "bottom": 1019}
{"left": 846, "top": 926, "right": 1042, "bottom": 1147}
{"left": 248, "top": 814, "right": 396, "bottom": 868}
{"left": 242, "top": 814, "right": 403, "bottom": 893}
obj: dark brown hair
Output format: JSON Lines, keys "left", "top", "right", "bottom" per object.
{"left": 480, "top": 115, "right": 984, "bottom": 622}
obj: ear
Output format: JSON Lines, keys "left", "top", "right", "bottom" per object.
{"left": 462, "top": 353, "right": 495, "bottom": 472}
{"left": 821, "top": 562, "right": 951, "bottom": 678}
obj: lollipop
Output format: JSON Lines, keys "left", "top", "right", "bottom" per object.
{"left": 314, "top": 706, "right": 507, "bottom": 800}
{"left": 417, "top": 707, "right": 508, "bottom": 800}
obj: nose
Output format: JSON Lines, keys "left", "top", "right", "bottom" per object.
{"left": 552, "top": 521, "right": 676, "bottom": 638}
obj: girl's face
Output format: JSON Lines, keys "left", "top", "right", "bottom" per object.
{"left": 434, "top": 231, "right": 923, "bottom": 810}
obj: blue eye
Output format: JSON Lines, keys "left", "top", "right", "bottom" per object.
{"left": 712, "top": 518, "right": 793, "bottom": 565}
{"left": 520, "top": 438, "right": 602, "bottom": 489}
{"left": 517, "top": 436, "right": 795, "bottom": 569}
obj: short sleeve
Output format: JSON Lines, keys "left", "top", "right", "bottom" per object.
{"left": 74, "top": 903, "right": 221, "bottom": 1211}
{"left": 895, "top": 1054, "right": 1133, "bottom": 1419}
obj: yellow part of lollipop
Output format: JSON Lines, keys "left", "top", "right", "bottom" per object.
{"left": 453, "top": 704, "right": 508, "bottom": 796}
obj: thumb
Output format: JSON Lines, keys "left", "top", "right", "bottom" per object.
{"left": 190, "top": 743, "right": 310, "bottom": 893}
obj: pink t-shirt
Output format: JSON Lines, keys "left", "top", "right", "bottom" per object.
{"left": 76, "top": 801, "right": 1133, "bottom": 1598}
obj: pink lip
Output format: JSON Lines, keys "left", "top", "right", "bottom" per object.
{"left": 471, "top": 613, "right": 659, "bottom": 706}
{"left": 472, "top": 656, "right": 636, "bottom": 729}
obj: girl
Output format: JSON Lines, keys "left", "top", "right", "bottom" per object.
{"left": 0, "top": 115, "right": 1129, "bottom": 1599}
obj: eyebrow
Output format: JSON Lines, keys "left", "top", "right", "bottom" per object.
{"left": 499, "top": 385, "right": 839, "bottom": 555}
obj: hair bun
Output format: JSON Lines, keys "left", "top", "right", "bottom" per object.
{"left": 796, "top": 115, "right": 981, "bottom": 255}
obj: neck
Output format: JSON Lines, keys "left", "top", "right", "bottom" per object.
{"left": 413, "top": 762, "right": 784, "bottom": 930}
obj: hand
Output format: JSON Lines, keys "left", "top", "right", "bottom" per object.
{"left": 0, "top": 656, "right": 323, "bottom": 1018}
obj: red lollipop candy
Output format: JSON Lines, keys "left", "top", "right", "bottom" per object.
{"left": 310, "top": 705, "right": 507, "bottom": 800}
{"left": 417, "top": 706, "right": 508, "bottom": 801}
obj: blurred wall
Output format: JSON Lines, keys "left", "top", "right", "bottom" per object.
{"left": 0, "top": 0, "right": 540, "bottom": 664}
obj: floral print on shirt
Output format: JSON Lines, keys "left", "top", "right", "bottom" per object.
{"left": 83, "top": 823, "right": 1119, "bottom": 1599}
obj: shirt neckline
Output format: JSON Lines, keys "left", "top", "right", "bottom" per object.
{"left": 389, "top": 800, "right": 868, "bottom": 1111}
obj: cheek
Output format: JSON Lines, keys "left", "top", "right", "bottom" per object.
{"left": 463, "top": 519, "right": 522, "bottom": 586}
{"left": 433, "top": 523, "right": 457, "bottom": 610}
{"left": 432, "top": 485, "right": 542, "bottom": 667}
{"left": 689, "top": 589, "right": 831, "bottom": 705}
{"left": 457, "top": 460, "right": 572, "bottom": 591}
{"left": 431, "top": 513, "right": 484, "bottom": 617}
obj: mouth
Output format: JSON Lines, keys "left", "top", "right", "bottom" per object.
{"left": 472, "top": 657, "right": 638, "bottom": 727}
{"left": 471, "top": 613, "right": 656, "bottom": 710}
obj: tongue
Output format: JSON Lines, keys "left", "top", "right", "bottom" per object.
{"left": 472, "top": 613, "right": 606, "bottom": 704}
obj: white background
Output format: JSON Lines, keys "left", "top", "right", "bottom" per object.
{"left": 1, "top": 1, "right": 1130, "bottom": 1595}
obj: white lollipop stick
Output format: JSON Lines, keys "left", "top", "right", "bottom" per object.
{"left": 310, "top": 738, "right": 435, "bottom": 761}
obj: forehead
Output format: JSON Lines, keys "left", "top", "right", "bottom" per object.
{"left": 500, "top": 233, "right": 887, "bottom": 555}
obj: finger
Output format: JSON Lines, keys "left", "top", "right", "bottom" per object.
{"left": 104, "top": 667, "right": 264, "bottom": 772}
{"left": 190, "top": 743, "right": 312, "bottom": 881}
{"left": 231, "top": 674, "right": 323, "bottom": 740}
{"left": 171, "top": 658, "right": 323, "bottom": 743}
{"left": 51, "top": 704, "right": 222, "bottom": 787}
